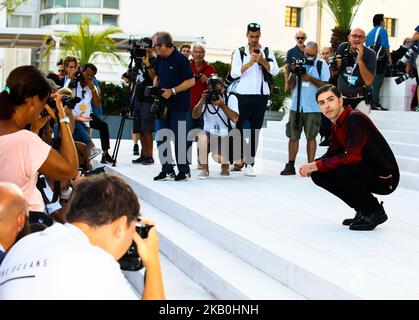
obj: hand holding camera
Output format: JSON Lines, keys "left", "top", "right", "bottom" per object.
{"left": 132, "top": 219, "right": 160, "bottom": 269}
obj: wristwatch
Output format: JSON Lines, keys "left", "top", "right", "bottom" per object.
{"left": 171, "top": 88, "right": 177, "bottom": 96}
{"left": 59, "top": 117, "right": 70, "bottom": 124}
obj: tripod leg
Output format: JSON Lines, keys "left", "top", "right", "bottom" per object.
{"left": 112, "top": 114, "right": 126, "bottom": 167}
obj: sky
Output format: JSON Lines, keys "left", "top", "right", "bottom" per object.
{"left": 120, "top": 0, "right": 283, "bottom": 50}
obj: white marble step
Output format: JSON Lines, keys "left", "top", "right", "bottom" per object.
{"left": 137, "top": 199, "right": 303, "bottom": 300}
{"left": 369, "top": 111, "right": 419, "bottom": 121}
{"left": 100, "top": 140, "right": 419, "bottom": 299}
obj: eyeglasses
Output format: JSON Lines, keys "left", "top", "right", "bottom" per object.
{"left": 152, "top": 44, "right": 162, "bottom": 49}
{"left": 350, "top": 34, "right": 365, "bottom": 39}
{"left": 247, "top": 23, "right": 261, "bottom": 31}
{"left": 296, "top": 37, "right": 305, "bottom": 40}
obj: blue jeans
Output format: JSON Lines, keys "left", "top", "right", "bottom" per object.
{"left": 156, "top": 110, "right": 192, "bottom": 173}
{"left": 73, "top": 121, "right": 92, "bottom": 146}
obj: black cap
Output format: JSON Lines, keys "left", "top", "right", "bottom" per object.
{"left": 247, "top": 23, "right": 261, "bottom": 32}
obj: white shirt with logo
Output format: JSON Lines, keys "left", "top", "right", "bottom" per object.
{"left": 64, "top": 79, "right": 94, "bottom": 127}
{"left": 0, "top": 223, "right": 137, "bottom": 300}
{"left": 202, "top": 95, "right": 239, "bottom": 137}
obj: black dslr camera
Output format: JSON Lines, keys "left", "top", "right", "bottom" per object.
{"left": 118, "top": 223, "right": 154, "bottom": 271}
{"left": 129, "top": 37, "right": 152, "bottom": 59}
{"left": 289, "top": 59, "right": 306, "bottom": 75}
{"left": 68, "top": 71, "right": 84, "bottom": 88}
{"left": 328, "top": 56, "right": 337, "bottom": 68}
{"left": 43, "top": 95, "right": 81, "bottom": 117}
{"left": 206, "top": 74, "right": 222, "bottom": 104}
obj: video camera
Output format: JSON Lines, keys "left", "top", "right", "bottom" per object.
{"left": 206, "top": 74, "right": 223, "bottom": 104}
{"left": 289, "top": 59, "right": 306, "bottom": 75}
{"left": 129, "top": 37, "right": 152, "bottom": 59}
{"left": 118, "top": 222, "right": 153, "bottom": 271}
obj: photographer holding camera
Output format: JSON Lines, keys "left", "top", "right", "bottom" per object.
{"left": 129, "top": 37, "right": 157, "bottom": 165}
{"left": 192, "top": 75, "right": 239, "bottom": 178}
{"left": 230, "top": 22, "right": 280, "bottom": 177}
{"left": 331, "top": 28, "right": 376, "bottom": 114}
{"left": 0, "top": 173, "right": 164, "bottom": 300}
{"left": 152, "top": 31, "right": 195, "bottom": 182}
{"left": 64, "top": 59, "right": 114, "bottom": 164}
{"left": 0, "top": 66, "right": 79, "bottom": 219}
{"left": 281, "top": 42, "right": 330, "bottom": 176}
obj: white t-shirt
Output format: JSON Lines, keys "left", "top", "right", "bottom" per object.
{"left": 0, "top": 130, "right": 51, "bottom": 212}
{"left": 0, "top": 223, "right": 138, "bottom": 300}
{"left": 202, "top": 95, "right": 239, "bottom": 137}
{"left": 64, "top": 79, "right": 94, "bottom": 127}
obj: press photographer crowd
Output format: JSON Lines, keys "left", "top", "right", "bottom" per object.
{"left": 0, "top": 18, "right": 418, "bottom": 299}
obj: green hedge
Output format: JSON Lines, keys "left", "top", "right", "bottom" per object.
{"left": 99, "top": 82, "right": 130, "bottom": 115}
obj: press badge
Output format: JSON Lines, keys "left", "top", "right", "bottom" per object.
{"left": 346, "top": 75, "right": 358, "bottom": 86}
{"left": 302, "top": 81, "right": 310, "bottom": 87}
{"left": 214, "top": 124, "right": 220, "bottom": 132}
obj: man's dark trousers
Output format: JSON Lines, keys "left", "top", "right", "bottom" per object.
{"left": 90, "top": 112, "right": 110, "bottom": 151}
{"left": 156, "top": 111, "right": 192, "bottom": 174}
{"left": 311, "top": 164, "right": 394, "bottom": 214}
{"left": 236, "top": 94, "right": 268, "bottom": 166}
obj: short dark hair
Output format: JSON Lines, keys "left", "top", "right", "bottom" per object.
{"left": 373, "top": 14, "right": 384, "bottom": 27}
{"left": 316, "top": 84, "right": 342, "bottom": 102}
{"left": 0, "top": 66, "right": 51, "bottom": 120}
{"left": 56, "top": 59, "right": 63, "bottom": 67}
{"left": 66, "top": 173, "right": 140, "bottom": 227}
{"left": 155, "top": 32, "right": 174, "bottom": 48}
{"left": 82, "top": 63, "right": 97, "bottom": 74}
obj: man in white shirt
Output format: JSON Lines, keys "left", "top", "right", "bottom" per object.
{"left": 230, "top": 23, "right": 280, "bottom": 177}
{"left": 192, "top": 75, "right": 240, "bottom": 178}
{"left": 0, "top": 174, "right": 164, "bottom": 300}
{"left": 0, "top": 183, "right": 28, "bottom": 265}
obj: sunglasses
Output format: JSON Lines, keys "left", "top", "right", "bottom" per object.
{"left": 248, "top": 23, "right": 260, "bottom": 31}
{"left": 58, "top": 69, "right": 64, "bottom": 73}
{"left": 350, "top": 34, "right": 365, "bottom": 39}
{"left": 296, "top": 37, "right": 305, "bottom": 40}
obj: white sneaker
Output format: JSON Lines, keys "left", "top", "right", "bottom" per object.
{"left": 198, "top": 170, "right": 209, "bottom": 180}
{"left": 89, "top": 147, "right": 102, "bottom": 160}
{"left": 244, "top": 165, "right": 256, "bottom": 177}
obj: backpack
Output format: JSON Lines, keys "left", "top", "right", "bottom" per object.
{"left": 224, "top": 46, "right": 275, "bottom": 97}
{"left": 369, "top": 27, "right": 386, "bottom": 61}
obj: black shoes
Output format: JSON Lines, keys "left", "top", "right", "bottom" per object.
{"left": 280, "top": 163, "right": 296, "bottom": 176}
{"left": 349, "top": 203, "right": 388, "bottom": 231}
{"left": 371, "top": 104, "right": 388, "bottom": 111}
{"left": 153, "top": 170, "right": 176, "bottom": 181}
{"left": 132, "top": 155, "right": 154, "bottom": 165}
{"left": 342, "top": 210, "right": 363, "bottom": 226}
{"left": 174, "top": 172, "right": 191, "bottom": 182}
{"left": 100, "top": 153, "right": 115, "bottom": 164}
{"left": 133, "top": 143, "right": 139, "bottom": 156}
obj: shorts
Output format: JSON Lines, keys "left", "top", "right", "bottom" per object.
{"left": 132, "top": 100, "right": 155, "bottom": 133}
{"left": 286, "top": 111, "right": 321, "bottom": 140}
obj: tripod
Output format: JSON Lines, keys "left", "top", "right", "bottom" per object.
{"left": 111, "top": 58, "right": 139, "bottom": 167}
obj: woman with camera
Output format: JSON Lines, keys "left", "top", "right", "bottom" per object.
{"left": 0, "top": 66, "right": 79, "bottom": 218}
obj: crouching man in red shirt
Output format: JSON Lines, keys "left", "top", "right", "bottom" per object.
{"left": 299, "top": 85, "right": 399, "bottom": 231}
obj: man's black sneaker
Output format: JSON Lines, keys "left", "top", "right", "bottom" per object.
{"left": 132, "top": 155, "right": 145, "bottom": 164}
{"left": 174, "top": 172, "right": 191, "bottom": 181}
{"left": 280, "top": 163, "right": 296, "bottom": 176}
{"left": 349, "top": 202, "right": 388, "bottom": 231}
{"left": 153, "top": 170, "right": 176, "bottom": 181}
{"left": 142, "top": 156, "right": 155, "bottom": 165}
{"left": 371, "top": 104, "right": 388, "bottom": 111}
{"left": 100, "top": 153, "right": 115, "bottom": 164}
{"left": 133, "top": 143, "right": 139, "bottom": 156}
{"left": 342, "top": 210, "right": 363, "bottom": 226}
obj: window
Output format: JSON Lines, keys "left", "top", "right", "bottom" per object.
{"left": 8, "top": 15, "right": 32, "bottom": 28}
{"left": 285, "top": 6, "right": 301, "bottom": 28}
{"left": 55, "top": 0, "right": 66, "bottom": 7}
{"left": 103, "top": 0, "right": 119, "bottom": 9}
{"left": 67, "top": 13, "right": 83, "bottom": 24}
{"left": 103, "top": 14, "right": 118, "bottom": 26}
{"left": 384, "top": 17, "right": 396, "bottom": 37}
{"left": 85, "top": 0, "right": 101, "bottom": 8}
{"left": 41, "top": 14, "right": 53, "bottom": 26}
{"left": 68, "top": 0, "right": 81, "bottom": 7}
{"left": 85, "top": 13, "right": 100, "bottom": 25}
{"left": 46, "top": 0, "right": 54, "bottom": 8}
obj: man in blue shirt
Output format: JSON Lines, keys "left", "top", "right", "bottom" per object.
{"left": 0, "top": 183, "right": 28, "bottom": 265}
{"left": 366, "top": 14, "right": 391, "bottom": 111}
{"left": 281, "top": 42, "right": 330, "bottom": 176}
{"left": 152, "top": 32, "right": 195, "bottom": 181}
